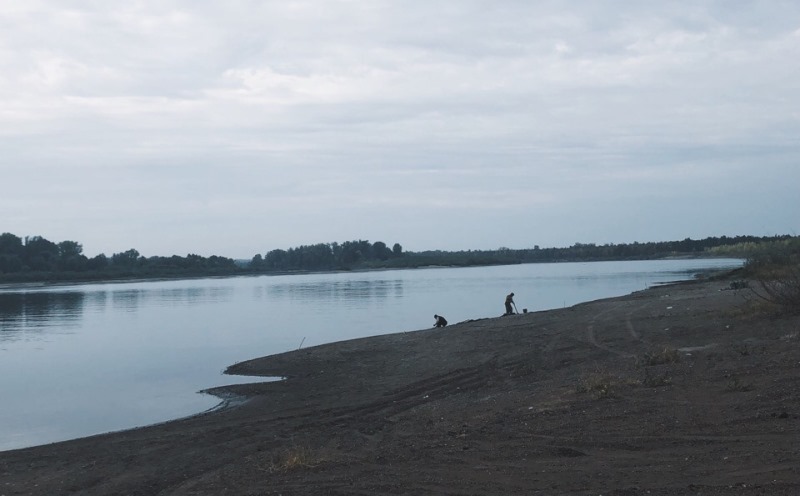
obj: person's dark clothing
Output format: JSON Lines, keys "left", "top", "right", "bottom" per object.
{"left": 434, "top": 315, "right": 448, "bottom": 327}
{"left": 505, "top": 292, "right": 515, "bottom": 314}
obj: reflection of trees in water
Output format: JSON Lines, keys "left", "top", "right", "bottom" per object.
{"left": 0, "top": 291, "right": 86, "bottom": 338}
{"left": 111, "top": 289, "right": 143, "bottom": 313}
{"left": 0, "top": 284, "right": 238, "bottom": 339}
{"left": 85, "top": 290, "right": 108, "bottom": 310}
{"left": 155, "top": 287, "right": 234, "bottom": 305}
{"left": 111, "top": 286, "right": 235, "bottom": 312}
{"left": 266, "top": 279, "right": 404, "bottom": 302}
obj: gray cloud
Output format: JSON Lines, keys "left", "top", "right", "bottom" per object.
{"left": 1, "top": 1, "right": 798, "bottom": 257}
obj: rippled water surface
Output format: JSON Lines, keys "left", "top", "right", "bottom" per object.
{"left": 0, "top": 259, "right": 742, "bottom": 451}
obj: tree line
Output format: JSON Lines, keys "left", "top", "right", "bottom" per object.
{"left": 0, "top": 233, "right": 238, "bottom": 282}
{"left": 2, "top": 231, "right": 796, "bottom": 283}
{"left": 250, "top": 240, "right": 404, "bottom": 271}
{"left": 406, "top": 234, "right": 793, "bottom": 267}
{"left": 248, "top": 235, "right": 797, "bottom": 272}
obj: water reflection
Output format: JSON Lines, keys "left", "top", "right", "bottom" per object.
{"left": 111, "top": 289, "right": 142, "bottom": 313}
{"left": 266, "top": 279, "right": 404, "bottom": 302}
{"left": 109, "top": 286, "right": 236, "bottom": 312}
{"left": 85, "top": 291, "right": 108, "bottom": 311}
{"left": 155, "top": 286, "right": 234, "bottom": 305}
{"left": 0, "top": 291, "right": 85, "bottom": 340}
{"left": 0, "top": 282, "right": 237, "bottom": 339}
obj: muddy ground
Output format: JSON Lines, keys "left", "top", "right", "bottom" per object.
{"left": 1, "top": 273, "right": 798, "bottom": 495}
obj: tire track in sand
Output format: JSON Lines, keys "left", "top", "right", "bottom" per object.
{"left": 585, "top": 302, "right": 637, "bottom": 359}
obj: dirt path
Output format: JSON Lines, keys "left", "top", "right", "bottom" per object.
{"left": 1, "top": 276, "right": 798, "bottom": 495}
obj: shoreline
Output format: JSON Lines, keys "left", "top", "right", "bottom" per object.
{"left": 1, "top": 272, "right": 797, "bottom": 495}
{"left": 0, "top": 255, "right": 742, "bottom": 290}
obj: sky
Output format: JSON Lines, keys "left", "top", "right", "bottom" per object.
{"left": 1, "top": 1, "right": 798, "bottom": 259}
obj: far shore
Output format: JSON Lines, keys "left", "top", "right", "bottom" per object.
{"left": 0, "top": 254, "right": 741, "bottom": 289}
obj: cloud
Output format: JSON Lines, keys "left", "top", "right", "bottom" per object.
{"left": 0, "top": 1, "right": 798, "bottom": 256}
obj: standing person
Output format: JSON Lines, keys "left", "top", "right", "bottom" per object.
{"left": 433, "top": 314, "right": 448, "bottom": 327}
{"left": 504, "top": 292, "right": 515, "bottom": 315}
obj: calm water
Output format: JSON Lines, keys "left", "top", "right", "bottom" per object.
{"left": 0, "top": 259, "right": 741, "bottom": 451}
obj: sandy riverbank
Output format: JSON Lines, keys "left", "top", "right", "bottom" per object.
{"left": 1, "top": 273, "right": 798, "bottom": 495}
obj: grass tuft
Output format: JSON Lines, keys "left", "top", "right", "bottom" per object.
{"left": 728, "top": 299, "right": 782, "bottom": 319}
{"left": 576, "top": 370, "right": 618, "bottom": 399}
{"left": 636, "top": 346, "right": 680, "bottom": 367}
{"left": 724, "top": 376, "right": 752, "bottom": 393}
{"left": 641, "top": 368, "right": 672, "bottom": 388}
{"left": 263, "top": 445, "right": 322, "bottom": 473}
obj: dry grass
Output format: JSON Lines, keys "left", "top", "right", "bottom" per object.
{"left": 724, "top": 376, "right": 752, "bottom": 393}
{"left": 745, "top": 244, "right": 800, "bottom": 314}
{"left": 641, "top": 368, "right": 672, "bottom": 388}
{"left": 729, "top": 297, "right": 783, "bottom": 319}
{"left": 262, "top": 445, "right": 323, "bottom": 473}
{"left": 636, "top": 346, "right": 680, "bottom": 367}
{"left": 576, "top": 370, "right": 621, "bottom": 399}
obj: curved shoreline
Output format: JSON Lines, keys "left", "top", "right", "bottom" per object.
{"left": 2, "top": 263, "right": 739, "bottom": 454}
{"left": 2, "top": 273, "right": 798, "bottom": 495}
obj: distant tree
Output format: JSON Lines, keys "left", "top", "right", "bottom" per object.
{"left": 372, "top": 241, "right": 391, "bottom": 261}
{"left": 331, "top": 242, "right": 342, "bottom": 263}
{"left": 185, "top": 254, "right": 204, "bottom": 269}
{"left": 169, "top": 255, "right": 186, "bottom": 268}
{"left": 0, "top": 254, "right": 23, "bottom": 273}
{"left": 208, "top": 255, "right": 236, "bottom": 269}
{"left": 86, "top": 254, "right": 109, "bottom": 270}
{"left": 24, "top": 236, "right": 59, "bottom": 271}
{"left": 338, "top": 241, "right": 360, "bottom": 265}
{"left": 0, "top": 232, "right": 24, "bottom": 256}
{"left": 57, "top": 241, "right": 83, "bottom": 259}
{"left": 337, "top": 240, "right": 371, "bottom": 265}
{"left": 0, "top": 233, "right": 24, "bottom": 273}
{"left": 111, "top": 249, "right": 141, "bottom": 267}
{"left": 392, "top": 243, "right": 403, "bottom": 257}
{"left": 57, "top": 241, "right": 87, "bottom": 271}
{"left": 264, "top": 249, "right": 288, "bottom": 270}
{"left": 298, "top": 243, "right": 334, "bottom": 269}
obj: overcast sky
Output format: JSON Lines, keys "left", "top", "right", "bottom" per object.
{"left": 1, "top": 1, "right": 798, "bottom": 258}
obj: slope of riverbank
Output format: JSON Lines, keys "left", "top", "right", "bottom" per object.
{"left": 1, "top": 274, "right": 798, "bottom": 495}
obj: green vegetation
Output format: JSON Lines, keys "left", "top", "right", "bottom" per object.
{"left": 1, "top": 232, "right": 797, "bottom": 284}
